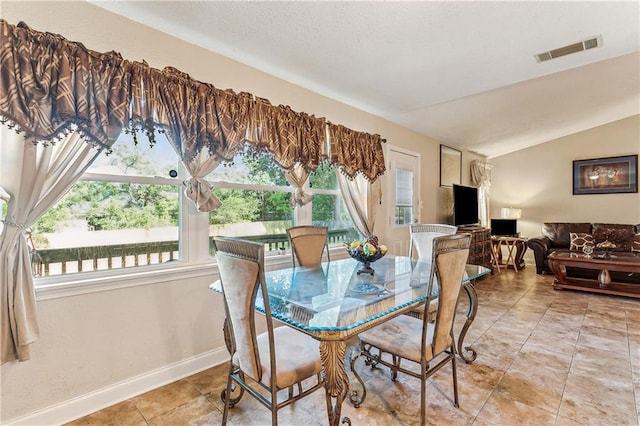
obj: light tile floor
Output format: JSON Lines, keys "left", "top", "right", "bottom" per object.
{"left": 67, "top": 266, "right": 640, "bottom": 425}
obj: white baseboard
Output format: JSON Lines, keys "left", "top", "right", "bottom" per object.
{"left": 7, "top": 347, "right": 230, "bottom": 426}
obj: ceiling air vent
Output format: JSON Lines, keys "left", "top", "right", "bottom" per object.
{"left": 534, "top": 35, "right": 601, "bottom": 63}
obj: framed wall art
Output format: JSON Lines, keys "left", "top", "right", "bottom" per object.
{"left": 440, "top": 144, "right": 461, "bottom": 187}
{"left": 573, "top": 154, "right": 638, "bottom": 195}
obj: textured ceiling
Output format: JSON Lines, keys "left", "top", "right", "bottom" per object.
{"left": 91, "top": 1, "right": 640, "bottom": 158}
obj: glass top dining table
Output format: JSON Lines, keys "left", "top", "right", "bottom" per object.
{"left": 210, "top": 255, "right": 491, "bottom": 425}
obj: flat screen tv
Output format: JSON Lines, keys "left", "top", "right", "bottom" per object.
{"left": 452, "top": 184, "right": 479, "bottom": 227}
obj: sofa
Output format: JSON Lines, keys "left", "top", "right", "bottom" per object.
{"left": 527, "top": 222, "right": 640, "bottom": 284}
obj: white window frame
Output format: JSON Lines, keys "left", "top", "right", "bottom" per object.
{"left": 33, "top": 167, "right": 189, "bottom": 287}
{"left": 206, "top": 169, "right": 349, "bottom": 250}
{"left": 34, "top": 159, "right": 350, "bottom": 298}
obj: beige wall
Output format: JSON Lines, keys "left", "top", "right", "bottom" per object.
{"left": 1, "top": 2, "right": 483, "bottom": 423}
{"left": 490, "top": 115, "right": 640, "bottom": 240}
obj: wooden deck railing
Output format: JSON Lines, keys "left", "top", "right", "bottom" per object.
{"left": 32, "top": 229, "right": 353, "bottom": 276}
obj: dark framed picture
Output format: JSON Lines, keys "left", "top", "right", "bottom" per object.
{"left": 440, "top": 144, "right": 462, "bottom": 187}
{"left": 573, "top": 155, "right": 638, "bottom": 195}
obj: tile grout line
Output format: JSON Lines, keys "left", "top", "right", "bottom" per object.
{"left": 551, "top": 292, "right": 589, "bottom": 426}
{"left": 472, "top": 270, "right": 546, "bottom": 425}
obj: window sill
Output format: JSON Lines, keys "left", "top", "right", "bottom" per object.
{"left": 35, "top": 262, "right": 218, "bottom": 301}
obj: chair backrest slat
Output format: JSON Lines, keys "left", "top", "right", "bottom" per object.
{"left": 286, "top": 226, "right": 329, "bottom": 267}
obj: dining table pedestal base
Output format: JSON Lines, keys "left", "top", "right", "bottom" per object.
{"left": 319, "top": 339, "right": 351, "bottom": 426}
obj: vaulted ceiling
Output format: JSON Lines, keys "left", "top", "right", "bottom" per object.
{"left": 91, "top": 1, "right": 640, "bottom": 158}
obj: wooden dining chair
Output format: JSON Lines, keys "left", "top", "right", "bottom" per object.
{"left": 212, "top": 236, "right": 324, "bottom": 426}
{"left": 406, "top": 223, "right": 458, "bottom": 320}
{"left": 286, "top": 225, "right": 329, "bottom": 268}
{"left": 350, "top": 233, "right": 471, "bottom": 426}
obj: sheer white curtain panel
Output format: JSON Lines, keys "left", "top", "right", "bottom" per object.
{"left": 183, "top": 149, "right": 228, "bottom": 212}
{"left": 0, "top": 127, "right": 107, "bottom": 364}
{"left": 286, "top": 163, "right": 313, "bottom": 208}
{"left": 470, "top": 160, "right": 492, "bottom": 228}
{"left": 337, "top": 171, "right": 381, "bottom": 238}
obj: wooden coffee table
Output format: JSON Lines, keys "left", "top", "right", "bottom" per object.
{"left": 548, "top": 251, "right": 640, "bottom": 298}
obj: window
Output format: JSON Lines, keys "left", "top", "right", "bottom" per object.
{"left": 207, "top": 150, "right": 293, "bottom": 254}
{"left": 395, "top": 168, "right": 414, "bottom": 225}
{"left": 309, "top": 163, "right": 357, "bottom": 239}
{"left": 30, "top": 138, "right": 355, "bottom": 278}
{"left": 207, "top": 149, "right": 355, "bottom": 255}
{"left": 31, "top": 132, "right": 181, "bottom": 277}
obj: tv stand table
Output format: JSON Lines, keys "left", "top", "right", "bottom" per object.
{"left": 491, "top": 236, "right": 527, "bottom": 272}
{"left": 548, "top": 251, "right": 640, "bottom": 298}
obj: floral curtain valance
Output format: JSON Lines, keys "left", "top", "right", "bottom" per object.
{"left": 0, "top": 19, "right": 385, "bottom": 181}
{"left": 329, "top": 123, "right": 386, "bottom": 182}
{"left": 0, "top": 20, "right": 129, "bottom": 149}
{"left": 128, "top": 62, "right": 253, "bottom": 162}
{"left": 250, "top": 97, "right": 327, "bottom": 172}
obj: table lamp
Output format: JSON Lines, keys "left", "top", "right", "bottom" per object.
{"left": 501, "top": 207, "right": 522, "bottom": 220}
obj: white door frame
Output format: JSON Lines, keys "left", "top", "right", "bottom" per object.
{"left": 384, "top": 145, "right": 421, "bottom": 256}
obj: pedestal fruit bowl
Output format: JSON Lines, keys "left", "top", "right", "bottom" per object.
{"left": 345, "top": 235, "right": 388, "bottom": 275}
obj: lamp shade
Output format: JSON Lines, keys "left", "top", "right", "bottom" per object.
{"left": 501, "top": 207, "right": 522, "bottom": 219}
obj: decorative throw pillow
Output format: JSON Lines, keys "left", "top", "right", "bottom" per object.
{"left": 570, "top": 232, "right": 594, "bottom": 251}
{"left": 633, "top": 233, "right": 640, "bottom": 253}
{"left": 592, "top": 224, "right": 635, "bottom": 251}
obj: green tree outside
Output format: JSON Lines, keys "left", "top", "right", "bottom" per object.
{"left": 34, "top": 143, "right": 179, "bottom": 237}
